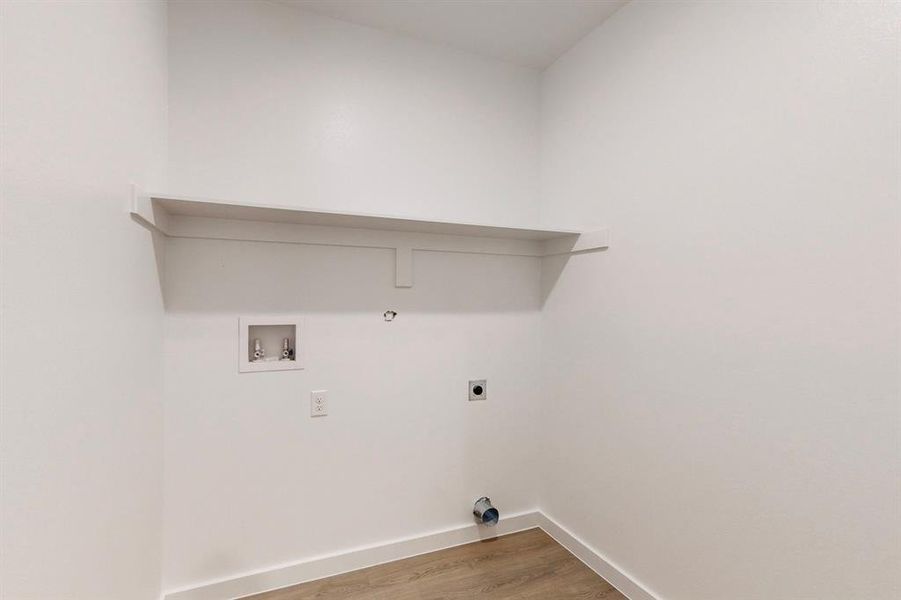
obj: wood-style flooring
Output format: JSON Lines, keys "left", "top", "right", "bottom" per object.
{"left": 243, "top": 528, "right": 627, "bottom": 600}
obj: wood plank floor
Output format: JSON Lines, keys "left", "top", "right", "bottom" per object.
{"left": 243, "top": 528, "right": 627, "bottom": 600}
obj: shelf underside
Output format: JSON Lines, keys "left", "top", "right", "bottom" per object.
{"left": 131, "top": 191, "right": 609, "bottom": 288}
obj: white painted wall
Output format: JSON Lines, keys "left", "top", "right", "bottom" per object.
{"left": 6, "top": 2, "right": 897, "bottom": 598}
{"left": 0, "top": 2, "right": 168, "bottom": 599}
{"left": 161, "top": 1, "right": 543, "bottom": 591}
{"left": 161, "top": 240, "right": 542, "bottom": 591}
{"left": 538, "top": 2, "right": 901, "bottom": 599}
{"left": 168, "top": 0, "right": 541, "bottom": 225}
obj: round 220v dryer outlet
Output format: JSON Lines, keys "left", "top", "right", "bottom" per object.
{"left": 469, "top": 380, "right": 487, "bottom": 401}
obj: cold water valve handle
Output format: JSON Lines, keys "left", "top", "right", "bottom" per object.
{"left": 281, "top": 337, "right": 294, "bottom": 360}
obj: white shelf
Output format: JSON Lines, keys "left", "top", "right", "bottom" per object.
{"left": 131, "top": 190, "right": 609, "bottom": 287}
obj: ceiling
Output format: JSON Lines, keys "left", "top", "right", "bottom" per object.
{"left": 281, "top": 0, "right": 628, "bottom": 70}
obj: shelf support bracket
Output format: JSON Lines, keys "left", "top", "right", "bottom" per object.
{"left": 129, "top": 186, "right": 171, "bottom": 235}
{"left": 395, "top": 246, "right": 413, "bottom": 288}
{"left": 542, "top": 228, "right": 610, "bottom": 256}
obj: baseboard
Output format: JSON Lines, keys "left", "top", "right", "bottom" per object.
{"left": 163, "top": 509, "right": 660, "bottom": 600}
{"left": 537, "top": 512, "right": 660, "bottom": 600}
{"left": 163, "top": 510, "right": 541, "bottom": 600}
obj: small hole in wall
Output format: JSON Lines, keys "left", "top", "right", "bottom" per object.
{"left": 472, "top": 385, "right": 483, "bottom": 396}
{"left": 383, "top": 310, "right": 397, "bottom": 322}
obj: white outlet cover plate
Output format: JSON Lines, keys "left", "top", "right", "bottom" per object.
{"left": 311, "top": 390, "right": 328, "bottom": 417}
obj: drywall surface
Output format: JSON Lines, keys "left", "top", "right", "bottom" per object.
{"left": 161, "top": 240, "right": 542, "bottom": 591}
{"left": 168, "top": 0, "right": 541, "bottom": 225}
{"left": 0, "top": 1, "right": 168, "bottom": 599}
{"left": 163, "top": 2, "right": 544, "bottom": 590}
{"left": 538, "top": 2, "right": 900, "bottom": 599}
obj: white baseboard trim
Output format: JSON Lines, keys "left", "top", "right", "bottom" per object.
{"left": 537, "top": 512, "right": 660, "bottom": 600}
{"left": 163, "top": 510, "right": 660, "bottom": 600}
{"left": 163, "top": 510, "right": 541, "bottom": 600}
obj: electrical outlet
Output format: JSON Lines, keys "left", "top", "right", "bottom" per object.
{"left": 311, "top": 390, "right": 328, "bottom": 417}
{"left": 469, "top": 380, "right": 487, "bottom": 401}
